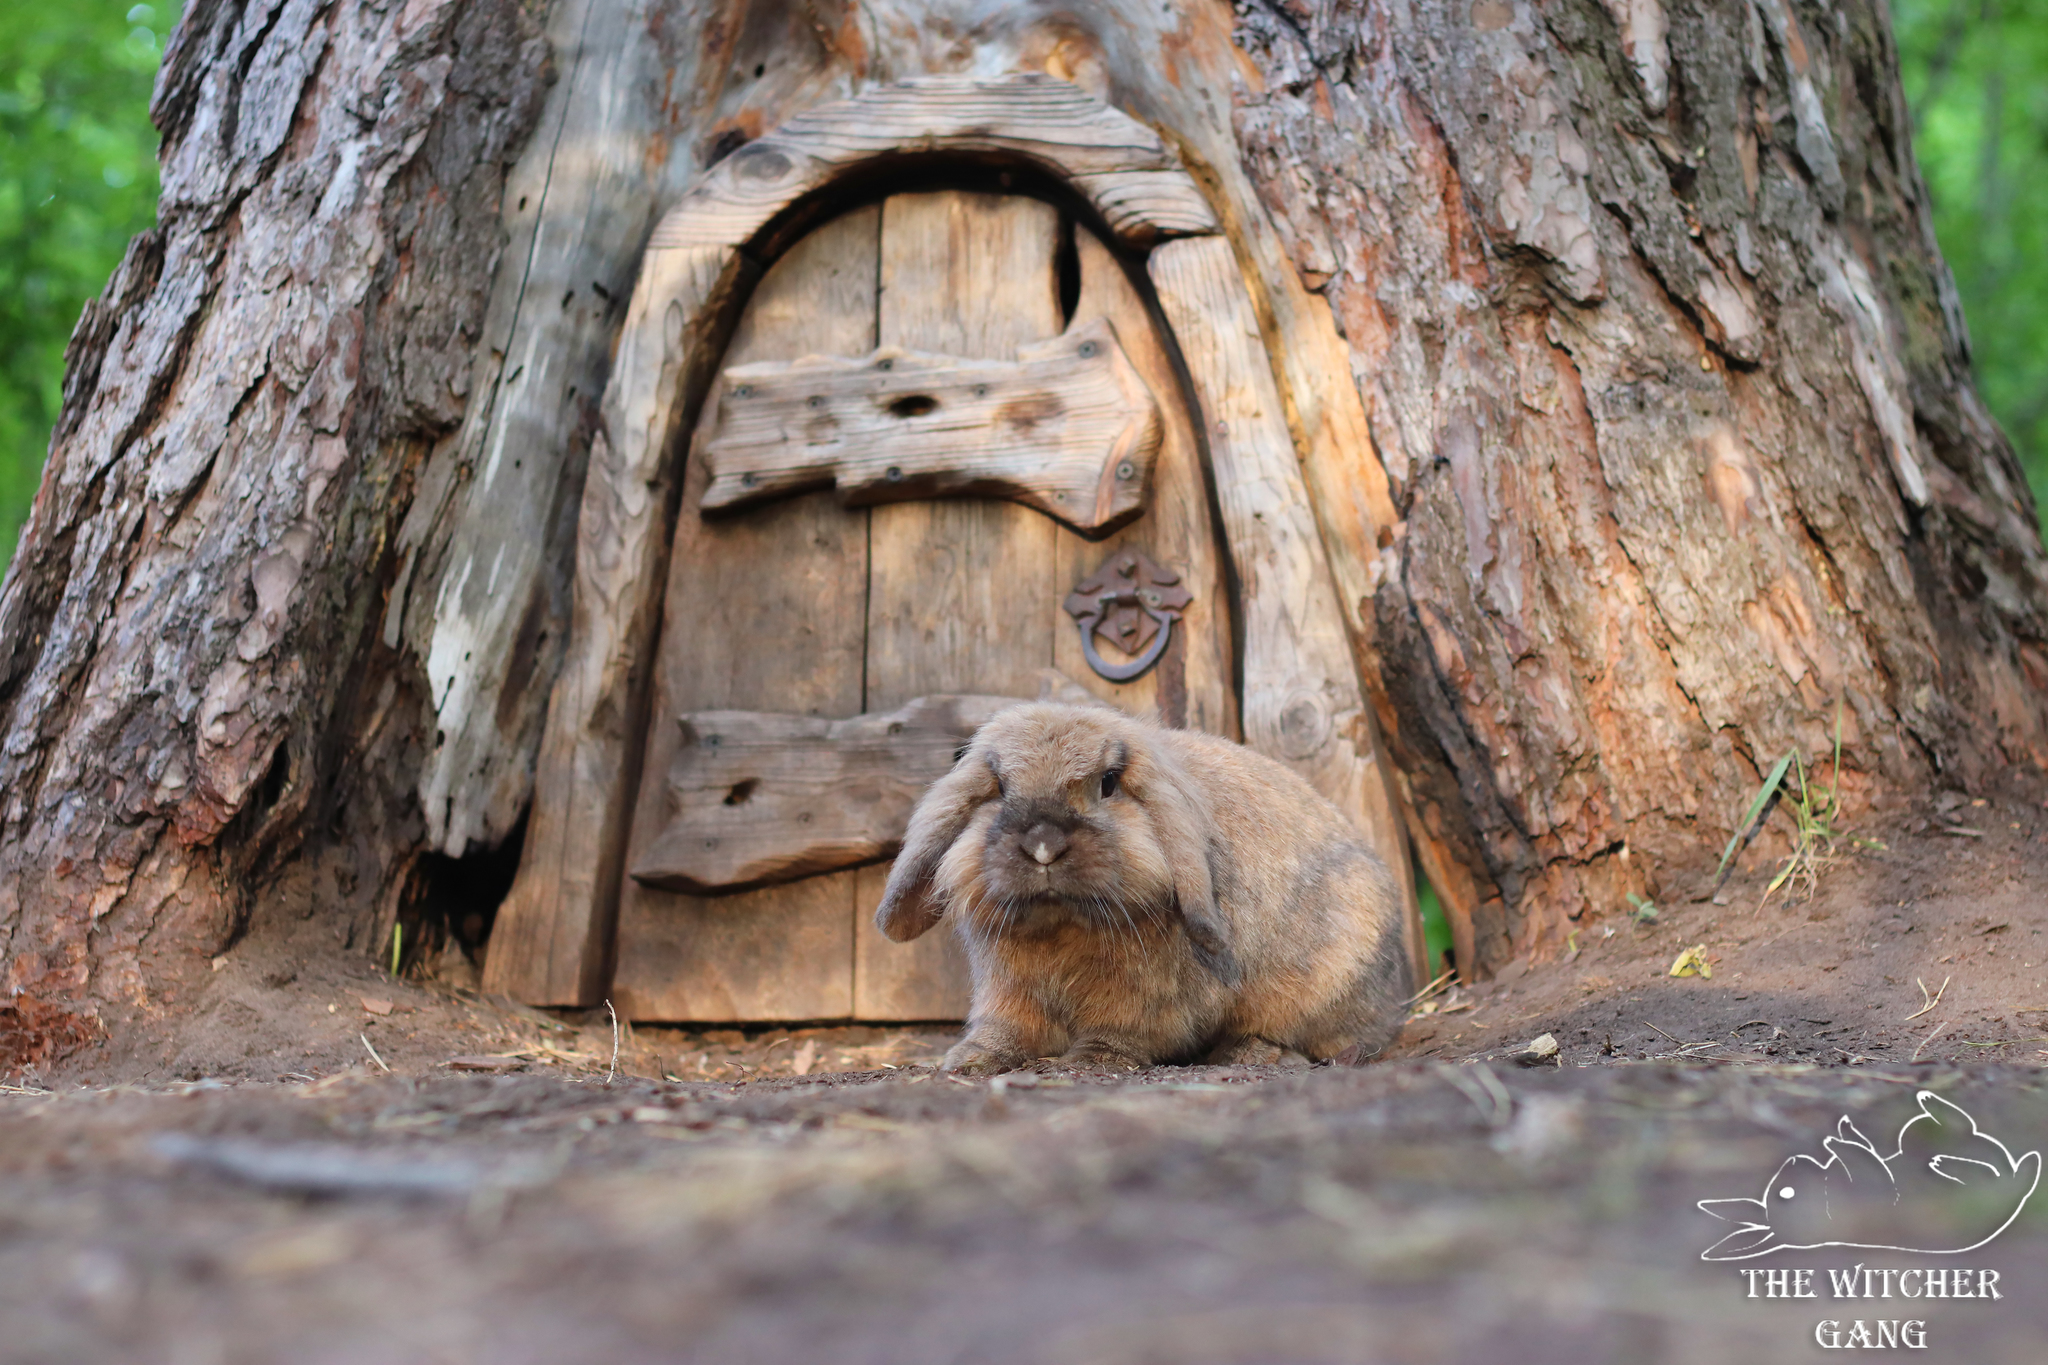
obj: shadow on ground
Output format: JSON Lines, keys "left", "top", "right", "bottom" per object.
{"left": 3, "top": 1061, "right": 2046, "bottom": 1363}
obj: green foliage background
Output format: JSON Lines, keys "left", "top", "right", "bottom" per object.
{"left": 1, "top": 2, "right": 179, "bottom": 562}
{"left": 0, "top": 3, "right": 2042, "bottom": 563}
{"left": 1895, "top": 0, "right": 2048, "bottom": 518}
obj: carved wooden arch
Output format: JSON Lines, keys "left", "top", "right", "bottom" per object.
{"left": 484, "top": 75, "right": 1423, "bottom": 1007}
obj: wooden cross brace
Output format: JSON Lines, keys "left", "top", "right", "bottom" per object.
{"left": 697, "top": 316, "right": 1160, "bottom": 535}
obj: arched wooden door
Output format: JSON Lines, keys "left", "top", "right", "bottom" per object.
{"left": 610, "top": 190, "right": 1237, "bottom": 1022}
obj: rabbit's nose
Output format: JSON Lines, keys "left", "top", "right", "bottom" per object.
{"left": 1022, "top": 823, "right": 1069, "bottom": 867}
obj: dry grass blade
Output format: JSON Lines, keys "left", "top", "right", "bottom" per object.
{"left": 1905, "top": 975, "right": 1951, "bottom": 1021}
{"left": 360, "top": 1033, "right": 391, "bottom": 1073}
{"left": 1910, "top": 1019, "right": 1950, "bottom": 1062}
{"left": 1404, "top": 967, "right": 1457, "bottom": 1010}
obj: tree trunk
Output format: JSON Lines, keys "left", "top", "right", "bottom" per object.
{"left": 3, "top": 0, "right": 2041, "bottom": 1043}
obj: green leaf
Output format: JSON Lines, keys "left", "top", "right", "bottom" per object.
{"left": 1, "top": 4, "right": 183, "bottom": 565}
{"left": 1717, "top": 752, "right": 1795, "bottom": 880}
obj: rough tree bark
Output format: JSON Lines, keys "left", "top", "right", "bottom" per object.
{"left": 2, "top": 0, "right": 2041, "bottom": 1049}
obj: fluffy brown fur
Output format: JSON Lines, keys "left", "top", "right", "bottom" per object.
{"left": 874, "top": 704, "right": 1410, "bottom": 1072}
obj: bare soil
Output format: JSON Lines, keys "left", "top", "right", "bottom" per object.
{"left": 6, "top": 795, "right": 2048, "bottom": 1363}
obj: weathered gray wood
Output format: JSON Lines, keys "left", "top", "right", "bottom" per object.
{"left": 631, "top": 694, "right": 1022, "bottom": 894}
{"left": 499, "top": 87, "right": 1237, "bottom": 1008}
{"left": 863, "top": 193, "right": 1067, "bottom": 714}
{"left": 853, "top": 861, "right": 973, "bottom": 1021}
{"left": 611, "top": 870, "right": 856, "bottom": 1023}
{"left": 1051, "top": 228, "right": 1237, "bottom": 734}
{"left": 857, "top": 190, "right": 1068, "bottom": 1018}
{"left": 604, "top": 208, "right": 884, "bottom": 1023}
{"left": 482, "top": 243, "right": 744, "bottom": 1006}
{"left": 648, "top": 75, "right": 1217, "bottom": 254}
{"left": 1148, "top": 234, "right": 1426, "bottom": 994}
{"left": 405, "top": 0, "right": 723, "bottom": 862}
{"left": 698, "top": 316, "right": 1160, "bottom": 535}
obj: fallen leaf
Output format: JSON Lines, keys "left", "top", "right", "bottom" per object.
{"left": 1515, "top": 1033, "right": 1561, "bottom": 1066}
{"left": 356, "top": 995, "right": 394, "bottom": 1016}
{"left": 443, "top": 1056, "right": 523, "bottom": 1072}
{"left": 1668, "top": 945, "right": 1712, "bottom": 979}
{"left": 791, "top": 1039, "right": 819, "bottom": 1077}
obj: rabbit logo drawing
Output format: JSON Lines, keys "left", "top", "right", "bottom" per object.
{"left": 1698, "top": 1092, "right": 2041, "bottom": 1260}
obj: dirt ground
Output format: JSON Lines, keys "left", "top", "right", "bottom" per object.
{"left": 6, "top": 792, "right": 2048, "bottom": 1362}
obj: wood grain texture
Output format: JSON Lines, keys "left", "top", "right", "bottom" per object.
{"left": 630, "top": 694, "right": 1022, "bottom": 894}
{"left": 1148, "top": 235, "right": 1425, "bottom": 994}
{"left": 853, "top": 861, "right": 972, "bottom": 1021}
{"left": 1052, "top": 228, "right": 1237, "bottom": 735}
{"left": 858, "top": 190, "right": 1067, "bottom": 1017}
{"left": 483, "top": 243, "right": 747, "bottom": 1006}
{"left": 483, "top": 242, "right": 745, "bottom": 1002}
{"left": 407, "top": 0, "right": 716, "bottom": 861}
{"left": 605, "top": 209, "right": 884, "bottom": 1022}
{"left": 648, "top": 74, "right": 1217, "bottom": 253}
{"left": 611, "top": 871, "right": 855, "bottom": 1023}
{"left": 865, "top": 192, "right": 1065, "bottom": 711}
{"left": 698, "top": 316, "right": 1159, "bottom": 534}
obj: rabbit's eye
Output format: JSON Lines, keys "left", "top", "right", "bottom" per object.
{"left": 1100, "top": 768, "right": 1122, "bottom": 799}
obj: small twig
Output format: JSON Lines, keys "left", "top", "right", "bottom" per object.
{"left": 361, "top": 1033, "right": 390, "bottom": 1073}
{"left": 604, "top": 999, "right": 620, "bottom": 1086}
{"left": 1905, "top": 975, "right": 1951, "bottom": 1022}
{"left": 1911, "top": 1019, "right": 1950, "bottom": 1063}
{"left": 1404, "top": 967, "right": 1457, "bottom": 1008}
{"left": 1643, "top": 1021, "right": 1685, "bottom": 1045}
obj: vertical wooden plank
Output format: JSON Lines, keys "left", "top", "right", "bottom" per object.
{"left": 864, "top": 193, "right": 1063, "bottom": 708}
{"left": 1052, "top": 227, "right": 1237, "bottom": 738}
{"left": 612, "top": 207, "right": 880, "bottom": 1022}
{"left": 855, "top": 192, "right": 1062, "bottom": 1020}
{"left": 851, "top": 863, "right": 972, "bottom": 1020}
{"left": 1149, "top": 235, "right": 1426, "bottom": 995}
{"left": 485, "top": 242, "right": 742, "bottom": 1007}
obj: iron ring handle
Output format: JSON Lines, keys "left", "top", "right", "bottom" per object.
{"left": 1075, "top": 597, "right": 1178, "bottom": 683}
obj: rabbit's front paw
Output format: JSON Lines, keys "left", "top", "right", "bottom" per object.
{"left": 941, "top": 1039, "right": 1028, "bottom": 1074}
{"left": 1053, "top": 1041, "right": 1147, "bottom": 1073}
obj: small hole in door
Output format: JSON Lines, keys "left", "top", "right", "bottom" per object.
{"left": 723, "top": 778, "right": 760, "bottom": 806}
{"left": 888, "top": 394, "right": 938, "bottom": 418}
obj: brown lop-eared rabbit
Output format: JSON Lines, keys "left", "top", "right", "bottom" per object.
{"left": 874, "top": 703, "right": 1411, "bottom": 1072}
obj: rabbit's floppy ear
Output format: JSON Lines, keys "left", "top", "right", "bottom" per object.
{"left": 1141, "top": 761, "right": 1238, "bottom": 985}
{"left": 875, "top": 752, "right": 997, "bottom": 942}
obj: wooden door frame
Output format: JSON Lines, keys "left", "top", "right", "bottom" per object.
{"left": 484, "top": 73, "right": 1426, "bottom": 1009}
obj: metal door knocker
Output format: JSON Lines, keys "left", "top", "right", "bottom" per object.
{"left": 1064, "top": 549, "right": 1192, "bottom": 683}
